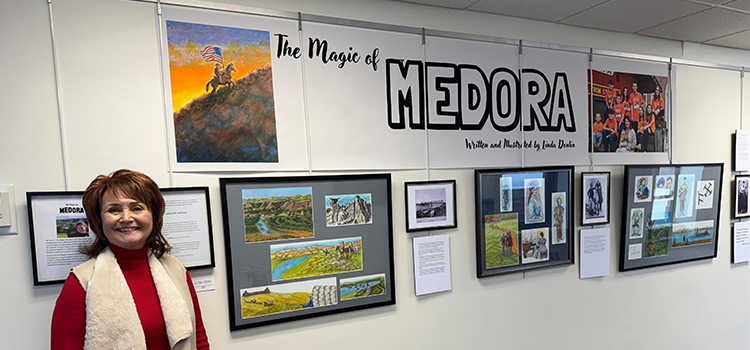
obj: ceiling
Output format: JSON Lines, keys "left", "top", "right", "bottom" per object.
{"left": 388, "top": 0, "right": 750, "bottom": 50}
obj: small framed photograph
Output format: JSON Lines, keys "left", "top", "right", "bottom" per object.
{"left": 734, "top": 175, "right": 750, "bottom": 219}
{"left": 581, "top": 172, "right": 610, "bottom": 225}
{"left": 405, "top": 180, "right": 457, "bottom": 232}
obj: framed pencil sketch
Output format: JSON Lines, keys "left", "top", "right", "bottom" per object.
{"left": 220, "top": 174, "right": 395, "bottom": 330}
{"left": 619, "top": 164, "right": 723, "bottom": 272}
{"left": 405, "top": 180, "right": 457, "bottom": 232}
{"left": 27, "top": 187, "right": 215, "bottom": 285}
{"left": 734, "top": 175, "right": 750, "bottom": 219}
{"left": 581, "top": 172, "right": 610, "bottom": 225}
{"left": 474, "top": 166, "right": 575, "bottom": 278}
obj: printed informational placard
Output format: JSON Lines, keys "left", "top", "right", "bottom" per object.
{"left": 413, "top": 234, "right": 452, "bottom": 296}
{"left": 580, "top": 228, "right": 610, "bottom": 279}
{"left": 28, "top": 192, "right": 95, "bottom": 285}
{"left": 734, "top": 129, "right": 750, "bottom": 172}
{"left": 161, "top": 188, "right": 215, "bottom": 269}
{"left": 733, "top": 221, "right": 750, "bottom": 264}
{"left": 160, "top": 6, "right": 309, "bottom": 172}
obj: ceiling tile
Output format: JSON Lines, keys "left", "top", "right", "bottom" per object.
{"left": 704, "top": 29, "right": 750, "bottom": 49}
{"left": 395, "top": 0, "right": 478, "bottom": 9}
{"left": 723, "top": 0, "right": 750, "bottom": 11}
{"left": 561, "top": 0, "right": 708, "bottom": 33}
{"left": 467, "top": 0, "right": 610, "bottom": 22}
{"left": 639, "top": 7, "right": 750, "bottom": 42}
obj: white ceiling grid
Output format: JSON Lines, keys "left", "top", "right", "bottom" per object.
{"left": 390, "top": 0, "right": 750, "bottom": 50}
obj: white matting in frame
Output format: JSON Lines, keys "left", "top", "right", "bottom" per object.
{"left": 405, "top": 180, "right": 457, "bottom": 232}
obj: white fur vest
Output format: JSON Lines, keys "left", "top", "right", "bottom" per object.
{"left": 72, "top": 247, "right": 196, "bottom": 350}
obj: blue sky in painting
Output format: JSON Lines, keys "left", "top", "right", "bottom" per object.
{"left": 243, "top": 187, "right": 312, "bottom": 200}
{"left": 166, "top": 20, "right": 269, "bottom": 46}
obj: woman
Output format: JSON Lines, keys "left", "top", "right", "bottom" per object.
{"left": 533, "top": 231, "right": 548, "bottom": 260}
{"left": 616, "top": 118, "right": 640, "bottom": 153}
{"left": 51, "top": 169, "right": 210, "bottom": 350}
{"left": 68, "top": 220, "right": 89, "bottom": 238}
{"left": 526, "top": 182, "right": 543, "bottom": 222}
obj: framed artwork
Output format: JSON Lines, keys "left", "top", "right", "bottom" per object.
{"left": 581, "top": 172, "right": 610, "bottom": 225}
{"left": 619, "top": 164, "right": 723, "bottom": 272}
{"left": 734, "top": 175, "right": 750, "bottom": 219}
{"left": 27, "top": 187, "right": 215, "bottom": 285}
{"left": 475, "top": 166, "right": 574, "bottom": 278}
{"left": 220, "top": 174, "right": 395, "bottom": 330}
{"left": 405, "top": 180, "right": 457, "bottom": 232}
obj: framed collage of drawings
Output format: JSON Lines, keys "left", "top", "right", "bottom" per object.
{"left": 619, "top": 164, "right": 723, "bottom": 271}
{"left": 219, "top": 174, "right": 395, "bottom": 330}
{"left": 474, "top": 167, "right": 575, "bottom": 278}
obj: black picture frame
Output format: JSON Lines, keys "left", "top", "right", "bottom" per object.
{"left": 404, "top": 180, "right": 457, "bottom": 232}
{"left": 619, "top": 163, "right": 723, "bottom": 272}
{"left": 27, "top": 187, "right": 215, "bottom": 285}
{"left": 733, "top": 175, "right": 750, "bottom": 219}
{"left": 475, "top": 166, "right": 575, "bottom": 278}
{"left": 220, "top": 174, "right": 395, "bottom": 330}
{"left": 581, "top": 172, "right": 611, "bottom": 226}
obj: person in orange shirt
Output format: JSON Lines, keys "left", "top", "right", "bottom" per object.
{"left": 592, "top": 112, "right": 604, "bottom": 151}
{"left": 602, "top": 109, "right": 619, "bottom": 152}
{"left": 629, "top": 82, "right": 644, "bottom": 124}
{"left": 605, "top": 80, "right": 617, "bottom": 110}
{"left": 651, "top": 85, "right": 664, "bottom": 120}
{"left": 612, "top": 93, "right": 626, "bottom": 133}
{"left": 621, "top": 87, "right": 631, "bottom": 133}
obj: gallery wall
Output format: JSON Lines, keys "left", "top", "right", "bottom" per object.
{"left": 1, "top": 0, "right": 749, "bottom": 349}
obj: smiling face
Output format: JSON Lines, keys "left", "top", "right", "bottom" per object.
{"left": 100, "top": 190, "right": 153, "bottom": 250}
{"left": 76, "top": 222, "right": 88, "bottom": 234}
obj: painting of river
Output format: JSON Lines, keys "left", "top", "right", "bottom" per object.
{"left": 239, "top": 277, "right": 337, "bottom": 319}
{"left": 270, "top": 237, "right": 363, "bottom": 281}
{"left": 671, "top": 220, "right": 714, "bottom": 248}
{"left": 340, "top": 273, "right": 386, "bottom": 301}
{"left": 242, "top": 187, "right": 314, "bottom": 243}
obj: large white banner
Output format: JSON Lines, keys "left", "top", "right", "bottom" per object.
{"left": 424, "top": 37, "right": 523, "bottom": 169}
{"left": 302, "top": 23, "right": 426, "bottom": 170}
{"left": 521, "top": 47, "right": 590, "bottom": 166}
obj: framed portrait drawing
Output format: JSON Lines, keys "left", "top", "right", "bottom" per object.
{"left": 405, "top": 180, "right": 457, "bottom": 232}
{"left": 734, "top": 175, "right": 750, "bottom": 219}
{"left": 474, "top": 166, "right": 574, "bottom": 278}
{"left": 581, "top": 172, "right": 610, "bottom": 225}
{"left": 619, "top": 164, "right": 723, "bottom": 272}
{"left": 220, "top": 174, "right": 395, "bottom": 330}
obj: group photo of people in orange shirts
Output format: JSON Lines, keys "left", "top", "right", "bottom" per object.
{"left": 589, "top": 70, "right": 668, "bottom": 153}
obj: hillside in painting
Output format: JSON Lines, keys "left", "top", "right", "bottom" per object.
{"left": 173, "top": 66, "right": 278, "bottom": 163}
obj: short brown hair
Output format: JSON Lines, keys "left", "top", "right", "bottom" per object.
{"left": 81, "top": 169, "right": 170, "bottom": 258}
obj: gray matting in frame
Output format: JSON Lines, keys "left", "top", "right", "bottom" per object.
{"left": 619, "top": 163, "right": 723, "bottom": 272}
{"left": 220, "top": 174, "right": 395, "bottom": 330}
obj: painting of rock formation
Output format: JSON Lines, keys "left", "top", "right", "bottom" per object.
{"left": 324, "top": 194, "right": 373, "bottom": 227}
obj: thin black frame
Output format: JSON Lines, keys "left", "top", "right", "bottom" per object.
{"left": 404, "top": 180, "right": 457, "bottom": 232}
{"left": 733, "top": 175, "right": 750, "bottom": 219}
{"left": 27, "top": 187, "right": 215, "bottom": 286}
{"left": 581, "top": 172, "right": 611, "bottom": 226}
{"left": 475, "top": 166, "right": 575, "bottom": 278}
{"left": 220, "top": 174, "right": 395, "bottom": 331}
{"left": 619, "top": 163, "right": 723, "bottom": 272}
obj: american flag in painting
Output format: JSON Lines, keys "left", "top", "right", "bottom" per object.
{"left": 200, "top": 46, "right": 223, "bottom": 64}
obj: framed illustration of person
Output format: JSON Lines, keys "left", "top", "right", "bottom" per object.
{"left": 581, "top": 172, "right": 610, "bottom": 225}
{"left": 405, "top": 180, "right": 457, "bottom": 232}
{"left": 474, "top": 166, "right": 574, "bottom": 278}
{"left": 734, "top": 175, "right": 750, "bottom": 219}
{"left": 619, "top": 164, "right": 723, "bottom": 272}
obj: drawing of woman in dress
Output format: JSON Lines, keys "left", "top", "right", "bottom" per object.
{"left": 553, "top": 196, "right": 564, "bottom": 242}
{"left": 526, "top": 181, "right": 543, "bottom": 222}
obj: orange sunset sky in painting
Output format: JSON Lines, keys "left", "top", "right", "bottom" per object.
{"left": 166, "top": 21, "right": 272, "bottom": 112}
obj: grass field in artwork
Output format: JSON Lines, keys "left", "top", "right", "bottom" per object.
{"left": 340, "top": 274, "right": 386, "bottom": 301}
{"left": 240, "top": 278, "right": 336, "bottom": 319}
{"left": 243, "top": 187, "right": 314, "bottom": 243}
{"left": 485, "top": 213, "right": 519, "bottom": 269}
{"left": 270, "top": 237, "right": 363, "bottom": 281}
